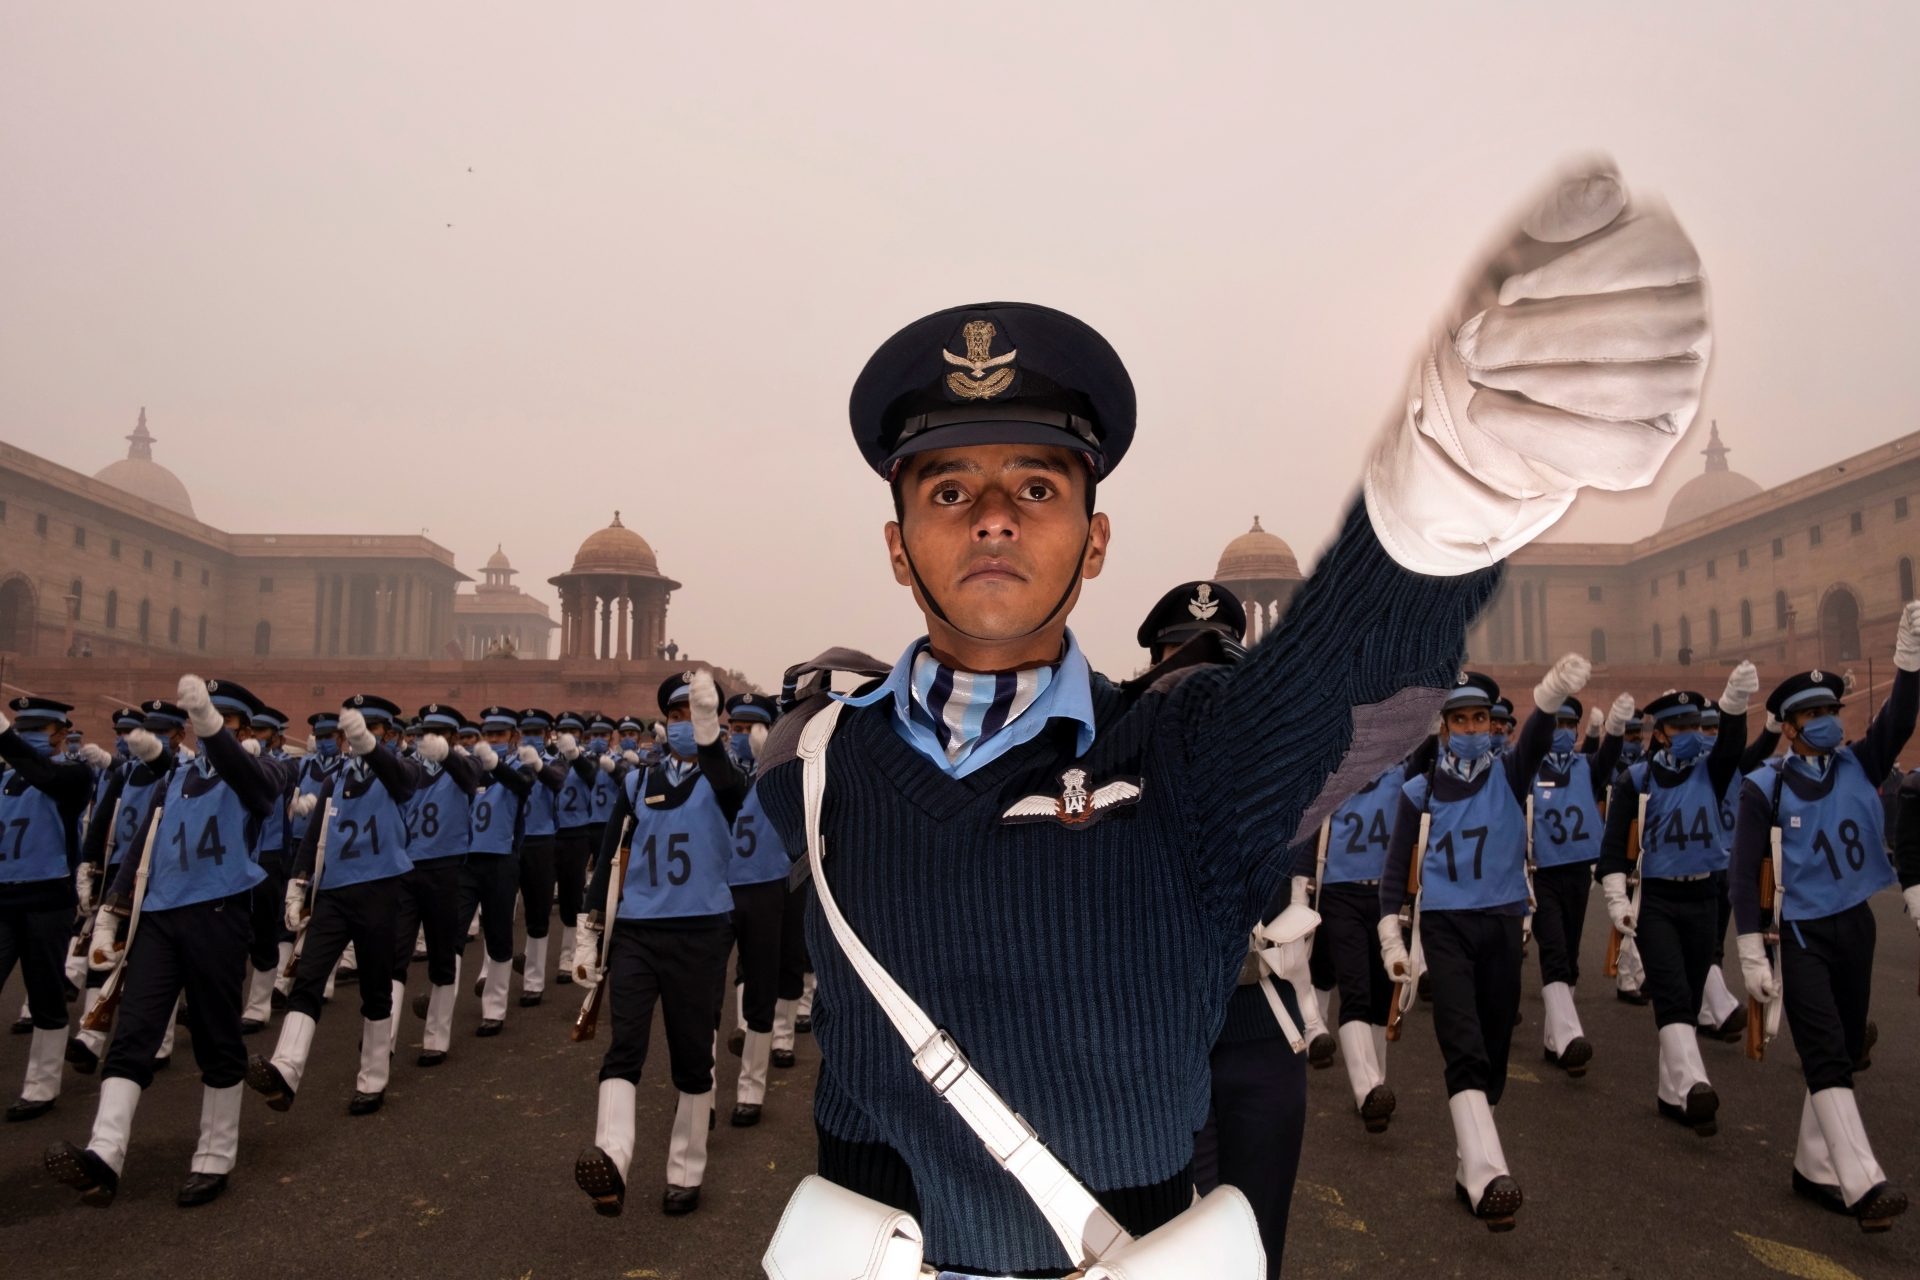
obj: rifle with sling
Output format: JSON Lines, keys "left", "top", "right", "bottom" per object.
{"left": 1745, "top": 846, "right": 1777, "bottom": 1060}
{"left": 1604, "top": 792, "right": 1649, "bottom": 977}
{"left": 82, "top": 803, "right": 162, "bottom": 1032}
{"left": 1385, "top": 812, "right": 1429, "bottom": 1042}
{"left": 283, "top": 801, "right": 335, "bottom": 980}
{"left": 573, "top": 815, "right": 634, "bottom": 1041}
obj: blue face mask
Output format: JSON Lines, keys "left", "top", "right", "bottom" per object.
{"left": 317, "top": 736, "right": 340, "bottom": 757}
{"left": 115, "top": 736, "right": 132, "bottom": 758}
{"left": 729, "top": 732, "right": 753, "bottom": 762}
{"left": 15, "top": 728, "right": 52, "bottom": 756}
{"left": 1490, "top": 730, "right": 1509, "bottom": 752}
{"left": 1551, "top": 728, "right": 1577, "bottom": 754}
{"left": 1621, "top": 741, "right": 1644, "bottom": 762}
{"left": 1449, "top": 731, "right": 1491, "bottom": 761}
{"left": 620, "top": 736, "right": 638, "bottom": 752}
{"left": 666, "top": 721, "right": 698, "bottom": 757}
{"left": 1666, "top": 729, "right": 1709, "bottom": 762}
{"left": 1799, "top": 714, "right": 1845, "bottom": 752}
{"left": 586, "top": 735, "right": 609, "bottom": 754}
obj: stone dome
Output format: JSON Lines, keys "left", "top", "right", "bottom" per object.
{"left": 93, "top": 409, "right": 195, "bottom": 519}
{"left": 1215, "top": 516, "right": 1301, "bottom": 582}
{"left": 484, "top": 545, "right": 513, "bottom": 572}
{"left": 568, "top": 512, "right": 662, "bottom": 577}
{"left": 1661, "top": 422, "right": 1761, "bottom": 531}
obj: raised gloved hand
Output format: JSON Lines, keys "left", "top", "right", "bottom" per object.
{"left": 1736, "top": 932, "right": 1776, "bottom": 1002}
{"left": 75, "top": 861, "right": 96, "bottom": 910}
{"left": 284, "top": 879, "right": 309, "bottom": 932}
{"left": 1586, "top": 705, "right": 1604, "bottom": 736}
{"left": 517, "top": 745, "right": 543, "bottom": 769}
{"left": 597, "top": 752, "right": 617, "bottom": 774}
{"left": 688, "top": 670, "right": 721, "bottom": 746}
{"left": 474, "top": 742, "right": 499, "bottom": 771}
{"left": 290, "top": 792, "right": 318, "bottom": 819}
{"left": 1905, "top": 885, "right": 1920, "bottom": 937}
{"left": 1719, "top": 660, "right": 1760, "bottom": 717}
{"left": 177, "top": 674, "right": 223, "bottom": 738}
{"left": 77, "top": 742, "right": 114, "bottom": 770}
{"left": 1601, "top": 872, "right": 1636, "bottom": 938}
{"left": 416, "top": 734, "right": 449, "bottom": 764}
{"left": 339, "top": 708, "right": 377, "bottom": 756}
{"left": 621, "top": 749, "right": 640, "bottom": 765}
{"left": 1765, "top": 711, "right": 1782, "bottom": 735}
{"left": 452, "top": 744, "right": 470, "bottom": 758}
{"left": 1364, "top": 158, "right": 1708, "bottom": 575}
{"left": 242, "top": 737, "right": 262, "bottom": 756}
{"left": 556, "top": 733, "right": 580, "bottom": 761}
{"left": 1377, "top": 915, "right": 1410, "bottom": 981}
{"left": 89, "top": 908, "right": 121, "bottom": 969}
{"left": 749, "top": 724, "right": 768, "bottom": 759}
{"left": 1605, "top": 692, "right": 1635, "bottom": 737}
{"left": 1533, "top": 652, "right": 1592, "bottom": 716}
{"left": 1895, "top": 600, "right": 1920, "bottom": 672}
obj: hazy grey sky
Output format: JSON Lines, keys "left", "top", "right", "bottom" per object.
{"left": 4, "top": 4, "right": 1915, "bottom": 687}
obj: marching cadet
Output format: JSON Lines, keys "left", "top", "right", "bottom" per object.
{"left": 458, "top": 706, "right": 537, "bottom": 1034}
{"left": 723, "top": 692, "right": 787, "bottom": 1126}
{"left": 584, "top": 711, "right": 624, "bottom": 849}
{"left": 1489, "top": 696, "right": 1516, "bottom": 756}
{"left": 1, "top": 697, "right": 90, "bottom": 1124}
{"left": 391, "top": 705, "right": 478, "bottom": 1067}
{"left": 511, "top": 709, "right": 568, "bottom": 1005}
{"left": 1528, "top": 691, "right": 1630, "bottom": 1075}
{"left": 1596, "top": 665, "right": 1758, "bottom": 1139}
{"left": 248, "top": 695, "right": 418, "bottom": 1115}
{"left": 1379, "top": 660, "right": 1587, "bottom": 1230}
{"left": 573, "top": 671, "right": 742, "bottom": 1217}
{"left": 241, "top": 706, "right": 295, "bottom": 1033}
{"left": 1733, "top": 612, "right": 1920, "bottom": 1232}
{"left": 46, "top": 677, "right": 291, "bottom": 1207}
{"left": 552, "top": 711, "right": 594, "bottom": 987}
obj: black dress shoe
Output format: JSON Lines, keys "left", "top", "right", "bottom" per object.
{"left": 335, "top": 968, "right": 358, "bottom": 985}
{"left": 245, "top": 1054, "right": 297, "bottom": 1111}
{"left": 794, "top": 1014, "right": 811, "bottom": 1034}
{"left": 662, "top": 1184, "right": 700, "bottom": 1215}
{"left": 476, "top": 1019, "right": 504, "bottom": 1037}
{"left": 10, "top": 1016, "right": 32, "bottom": 1034}
{"left": 65, "top": 1038, "right": 98, "bottom": 1074}
{"left": 177, "top": 1172, "right": 228, "bottom": 1207}
{"left": 1547, "top": 1037, "right": 1593, "bottom": 1078}
{"left": 1701, "top": 1006, "right": 1747, "bottom": 1043}
{"left": 6, "top": 1097, "right": 55, "bottom": 1122}
{"left": 726, "top": 1029, "right": 745, "bottom": 1057}
{"left": 518, "top": 992, "right": 543, "bottom": 1008}
{"left": 1657, "top": 1082, "right": 1719, "bottom": 1136}
{"left": 417, "top": 1050, "right": 447, "bottom": 1068}
{"left": 412, "top": 993, "right": 430, "bottom": 1020}
{"left": 575, "top": 1147, "right": 625, "bottom": 1216}
{"left": 270, "top": 988, "right": 287, "bottom": 1010}
{"left": 45, "top": 1140, "right": 118, "bottom": 1207}
{"left": 1458, "top": 1175, "right": 1522, "bottom": 1231}
{"left": 771, "top": 1048, "right": 795, "bottom": 1069}
{"left": 1306, "top": 1033, "right": 1337, "bottom": 1070}
{"left": 239, "top": 1018, "right": 267, "bottom": 1035}
{"left": 1359, "top": 1084, "right": 1395, "bottom": 1134}
{"left": 732, "top": 1103, "right": 762, "bottom": 1127}
{"left": 556, "top": 971, "right": 573, "bottom": 986}
{"left": 348, "top": 1090, "right": 384, "bottom": 1115}
{"left": 1848, "top": 1182, "right": 1908, "bottom": 1232}
{"left": 1616, "top": 987, "right": 1651, "bottom": 1006}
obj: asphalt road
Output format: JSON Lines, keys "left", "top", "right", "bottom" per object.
{"left": 2, "top": 889, "right": 1916, "bottom": 1280}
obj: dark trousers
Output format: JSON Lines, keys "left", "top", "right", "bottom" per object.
{"left": 1782, "top": 901, "right": 1876, "bottom": 1093}
{"left": 1710, "top": 870, "right": 1733, "bottom": 966}
{"left": 248, "top": 847, "right": 292, "bottom": 972}
{"left": 1194, "top": 1033, "right": 1306, "bottom": 1280}
{"left": 289, "top": 878, "right": 399, "bottom": 1022}
{"left": 456, "top": 853, "right": 520, "bottom": 964}
{"left": 517, "top": 835, "right": 556, "bottom": 939}
{"left": 102, "top": 893, "right": 250, "bottom": 1090}
{"left": 1531, "top": 862, "right": 1593, "bottom": 987}
{"left": 554, "top": 828, "right": 592, "bottom": 921}
{"left": 392, "top": 858, "right": 463, "bottom": 986}
{"left": 779, "top": 878, "right": 810, "bottom": 1001}
{"left": 0, "top": 903, "right": 73, "bottom": 1029}
{"left": 599, "top": 920, "right": 732, "bottom": 1094}
{"left": 1422, "top": 909, "right": 1523, "bottom": 1102}
{"left": 1637, "top": 882, "right": 1716, "bottom": 1029}
{"left": 1307, "top": 913, "right": 1336, "bottom": 993}
{"left": 730, "top": 879, "right": 786, "bottom": 1032}
{"left": 1320, "top": 881, "right": 1391, "bottom": 1027}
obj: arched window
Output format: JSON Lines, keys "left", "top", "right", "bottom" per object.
{"left": 1821, "top": 588, "right": 1862, "bottom": 663}
{"left": 1775, "top": 590, "right": 1789, "bottom": 631}
{"left": 1708, "top": 607, "right": 1720, "bottom": 649}
{"left": 138, "top": 598, "right": 151, "bottom": 642}
{"left": 197, "top": 614, "right": 208, "bottom": 650}
{"left": 1740, "top": 598, "right": 1752, "bottom": 638}
{"left": 1902, "top": 557, "right": 1915, "bottom": 603}
{"left": 104, "top": 589, "right": 118, "bottom": 630}
{"left": 1652, "top": 622, "right": 1662, "bottom": 657}
{"left": 255, "top": 620, "right": 272, "bottom": 656}
{"left": 1590, "top": 628, "right": 1607, "bottom": 663}
{"left": 0, "top": 578, "right": 36, "bottom": 654}
{"left": 168, "top": 607, "right": 181, "bottom": 645}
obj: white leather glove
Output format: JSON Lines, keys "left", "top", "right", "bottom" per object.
{"left": 177, "top": 744, "right": 195, "bottom": 760}
{"left": 0, "top": 710, "right": 9, "bottom": 735}
{"left": 178, "top": 674, "right": 223, "bottom": 737}
{"left": 1605, "top": 692, "right": 1635, "bottom": 737}
{"left": 75, "top": 862, "right": 96, "bottom": 910}
{"left": 1896, "top": 600, "right": 1920, "bottom": 672}
{"left": 416, "top": 734, "right": 449, "bottom": 764}
{"left": 556, "top": 733, "right": 580, "bottom": 760}
{"left": 1765, "top": 712, "right": 1782, "bottom": 735}
{"left": 749, "top": 724, "right": 768, "bottom": 757}
{"left": 241, "top": 737, "right": 262, "bottom": 756}
{"left": 339, "top": 708, "right": 377, "bottom": 756}
{"left": 517, "top": 744, "right": 543, "bottom": 769}
{"left": 284, "top": 879, "right": 309, "bottom": 932}
{"left": 621, "top": 749, "right": 640, "bottom": 765}
{"left": 572, "top": 917, "right": 604, "bottom": 984}
{"left": 1586, "top": 706, "right": 1604, "bottom": 736}
{"left": 474, "top": 742, "right": 499, "bottom": 771}
{"left": 126, "top": 728, "right": 163, "bottom": 763}
{"left": 688, "top": 670, "right": 721, "bottom": 745}
{"left": 1533, "top": 652, "right": 1592, "bottom": 715}
{"left": 78, "top": 742, "right": 113, "bottom": 769}
{"left": 89, "top": 908, "right": 122, "bottom": 969}
{"left": 598, "top": 753, "right": 617, "bottom": 774}
{"left": 1377, "top": 915, "right": 1410, "bottom": 981}
{"left": 1289, "top": 875, "right": 1311, "bottom": 907}
{"left": 453, "top": 745, "right": 470, "bottom": 758}
{"left": 1601, "top": 872, "right": 1636, "bottom": 937}
{"left": 290, "top": 792, "right": 317, "bottom": 819}
{"left": 1364, "top": 159, "right": 1708, "bottom": 575}
{"left": 1904, "top": 884, "right": 1920, "bottom": 936}
{"left": 1719, "top": 660, "right": 1760, "bottom": 717}
{"left": 1736, "top": 932, "right": 1776, "bottom": 1002}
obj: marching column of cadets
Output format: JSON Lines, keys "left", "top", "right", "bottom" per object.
{"left": 1, "top": 597, "right": 1914, "bottom": 1237}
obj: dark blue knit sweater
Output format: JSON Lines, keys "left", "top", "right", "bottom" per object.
{"left": 756, "top": 503, "right": 1499, "bottom": 1273}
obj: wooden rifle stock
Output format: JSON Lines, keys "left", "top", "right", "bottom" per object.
{"left": 1603, "top": 798, "right": 1645, "bottom": 978}
{"left": 573, "top": 816, "right": 633, "bottom": 1042}
{"left": 1384, "top": 814, "right": 1428, "bottom": 1043}
{"left": 84, "top": 803, "right": 162, "bottom": 1032}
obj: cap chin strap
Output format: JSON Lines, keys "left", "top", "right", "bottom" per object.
{"left": 899, "top": 524, "right": 1091, "bottom": 646}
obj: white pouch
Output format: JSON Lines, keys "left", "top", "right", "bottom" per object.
{"left": 762, "top": 701, "right": 1264, "bottom": 1280}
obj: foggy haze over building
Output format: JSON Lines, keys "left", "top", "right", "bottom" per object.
{"left": 3, "top": 4, "right": 1916, "bottom": 687}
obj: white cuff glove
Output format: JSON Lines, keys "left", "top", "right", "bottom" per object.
{"left": 284, "top": 879, "right": 309, "bottom": 932}
{"left": 290, "top": 792, "right": 317, "bottom": 819}
{"left": 242, "top": 737, "right": 262, "bottom": 756}
{"left": 1362, "top": 160, "right": 1708, "bottom": 575}
{"left": 1896, "top": 600, "right": 1920, "bottom": 672}
{"left": 556, "top": 733, "right": 580, "bottom": 760}
{"left": 75, "top": 862, "right": 96, "bottom": 910}
{"left": 127, "top": 728, "right": 164, "bottom": 764}
{"left": 1532, "top": 652, "right": 1592, "bottom": 716}
{"left": 453, "top": 745, "right": 470, "bottom": 758}
{"left": 89, "top": 908, "right": 121, "bottom": 969}
{"left": 474, "top": 742, "right": 499, "bottom": 771}
{"left": 1377, "top": 915, "right": 1410, "bottom": 981}
{"left": 1605, "top": 692, "right": 1635, "bottom": 738}
{"left": 1601, "top": 872, "right": 1636, "bottom": 937}
{"left": 749, "top": 724, "right": 768, "bottom": 757}
{"left": 178, "top": 674, "right": 223, "bottom": 737}
{"left": 339, "top": 708, "right": 377, "bottom": 756}
{"left": 518, "top": 745, "right": 543, "bottom": 769}
{"left": 1904, "top": 884, "right": 1920, "bottom": 936}
{"left": 0, "top": 710, "right": 9, "bottom": 735}
{"left": 416, "top": 734, "right": 449, "bottom": 764}
{"left": 1586, "top": 706, "right": 1604, "bottom": 735}
{"left": 622, "top": 749, "right": 640, "bottom": 766}
{"left": 1766, "top": 712, "right": 1782, "bottom": 735}
{"left": 1289, "top": 875, "right": 1311, "bottom": 907}
{"left": 688, "top": 669, "right": 721, "bottom": 746}
{"left": 598, "top": 753, "right": 617, "bottom": 774}
{"left": 1718, "top": 660, "right": 1760, "bottom": 717}
{"left": 572, "top": 918, "right": 604, "bottom": 984}
{"left": 78, "top": 743, "right": 113, "bottom": 769}
{"left": 1736, "top": 932, "right": 1776, "bottom": 1003}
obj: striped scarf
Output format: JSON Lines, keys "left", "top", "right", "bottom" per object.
{"left": 910, "top": 648, "right": 1055, "bottom": 768}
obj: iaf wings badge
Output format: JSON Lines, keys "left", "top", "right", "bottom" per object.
{"left": 1002, "top": 767, "right": 1143, "bottom": 829}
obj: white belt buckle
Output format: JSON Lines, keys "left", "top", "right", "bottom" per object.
{"left": 913, "top": 1029, "right": 972, "bottom": 1096}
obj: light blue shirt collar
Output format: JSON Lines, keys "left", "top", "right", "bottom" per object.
{"left": 836, "top": 630, "right": 1097, "bottom": 779}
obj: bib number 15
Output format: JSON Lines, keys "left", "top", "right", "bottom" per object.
{"left": 639, "top": 833, "right": 691, "bottom": 887}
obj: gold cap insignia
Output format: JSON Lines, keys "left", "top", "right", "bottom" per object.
{"left": 1188, "top": 583, "right": 1218, "bottom": 621}
{"left": 942, "top": 320, "right": 1017, "bottom": 401}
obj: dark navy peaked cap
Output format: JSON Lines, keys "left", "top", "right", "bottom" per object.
{"left": 1136, "top": 581, "right": 1246, "bottom": 651}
